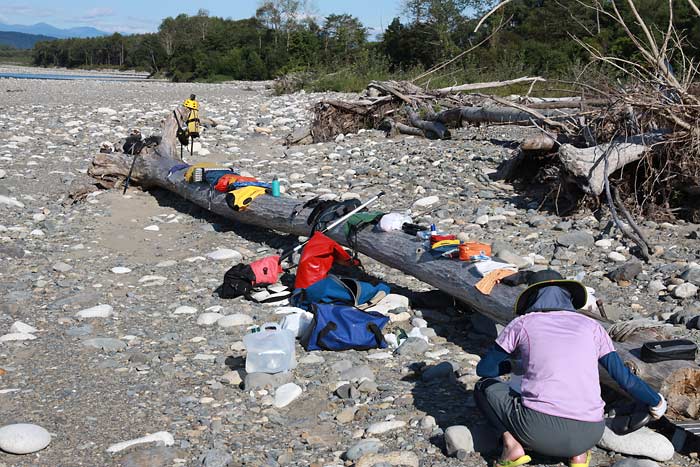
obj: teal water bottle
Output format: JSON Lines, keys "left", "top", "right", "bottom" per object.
{"left": 271, "top": 176, "right": 280, "bottom": 197}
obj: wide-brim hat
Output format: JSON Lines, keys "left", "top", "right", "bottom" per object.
{"left": 514, "top": 269, "right": 587, "bottom": 315}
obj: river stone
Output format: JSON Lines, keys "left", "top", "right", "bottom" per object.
{"left": 355, "top": 451, "right": 419, "bottom": 467}
{"left": 345, "top": 438, "right": 383, "bottom": 461}
{"left": 111, "top": 267, "right": 132, "bottom": 274}
{"left": 173, "top": 306, "right": 197, "bottom": 315}
{"left": 395, "top": 337, "right": 429, "bottom": 356}
{"left": 612, "top": 460, "right": 660, "bottom": 467}
{"left": 244, "top": 372, "right": 293, "bottom": 390}
{"left": 339, "top": 365, "right": 375, "bottom": 382}
{"left": 0, "top": 333, "right": 37, "bottom": 342}
{"left": 420, "top": 416, "right": 437, "bottom": 430}
{"left": 608, "top": 251, "right": 627, "bottom": 262}
{"left": 217, "top": 314, "right": 253, "bottom": 327}
{"left": 196, "top": 313, "right": 223, "bottom": 326}
{"left": 444, "top": 425, "right": 474, "bottom": 457}
{"left": 76, "top": 304, "right": 113, "bottom": 319}
{"left": 412, "top": 196, "right": 439, "bottom": 209}
{"left": 274, "top": 382, "right": 302, "bottom": 408}
{"left": 53, "top": 261, "right": 72, "bottom": 272}
{"left": 121, "top": 446, "right": 182, "bottom": 467}
{"left": 336, "top": 383, "right": 360, "bottom": 400}
{"left": 82, "top": 337, "right": 127, "bottom": 351}
{"left": 0, "top": 195, "right": 24, "bottom": 208}
{"left": 597, "top": 427, "right": 674, "bottom": 461}
{"left": 557, "top": 231, "right": 595, "bottom": 248}
{"left": 680, "top": 266, "right": 700, "bottom": 286}
{"left": 206, "top": 249, "right": 242, "bottom": 262}
{"left": 0, "top": 423, "right": 51, "bottom": 454}
{"left": 366, "top": 420, "right": 406, "bottom": 435}
{"left": 422, "top": 361, "right": 458, "bottom": 381}
{"left": 596, "top": 239, "right": 613, "bottom": 248}
{"left": 608, "top": 261, "right": 643, "bottom": 284}
{"left": 201, "top": 448, "right": 233, "bottom": 467}
{"left": 673, "top": 283, "right": 698, "bottom": 299}
{"left": 9, "top": 321, "right": 38, "bottom": 334}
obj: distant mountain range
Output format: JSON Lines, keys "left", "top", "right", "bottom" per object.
{"left": 0, "top": 31, "right": 57, "bottom": 49}
{"left": 0, "top": 22, "right": 109, "bottom": 39}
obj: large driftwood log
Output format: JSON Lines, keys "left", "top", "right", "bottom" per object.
{"left": 90, "top": 110, "right": 698, "bottom": 419}
{"left": 558, "top": 133, "right": 667, "bottom": 196}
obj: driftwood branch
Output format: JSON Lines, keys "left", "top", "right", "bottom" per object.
{"left": 433, "top": 76, "right": 545, "bottom": 96}
{"left": 558, "top": 132, "right": 667, "bottom": 196}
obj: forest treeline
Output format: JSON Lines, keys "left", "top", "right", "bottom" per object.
{"left": 30, "top": 0, "right": 700, "bottom": 89}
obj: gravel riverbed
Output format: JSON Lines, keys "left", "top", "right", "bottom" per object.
{"left": 0, "top": 66, "right": 699, "bottom": 467}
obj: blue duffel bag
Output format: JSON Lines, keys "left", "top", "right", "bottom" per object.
{"left": 290, "top": 275, "right": 390, "bottom": 311}
{"left": 301, "top": 303, "right": 390, "bottom": 351}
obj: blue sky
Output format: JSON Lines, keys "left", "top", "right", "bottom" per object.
{"left": 0, "top": 0, "right": 405, "bottom": 35}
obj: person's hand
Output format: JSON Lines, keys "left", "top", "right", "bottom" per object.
{"left": 649, "top": 393, "right": 667, "bottom": 419}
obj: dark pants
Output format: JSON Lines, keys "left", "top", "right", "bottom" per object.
{"left": 474, "top": 379, "right": 605, "bottom": 458}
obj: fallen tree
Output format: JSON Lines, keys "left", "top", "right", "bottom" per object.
{"left": 89, "top": 105, "right": 700, "bottom": 420}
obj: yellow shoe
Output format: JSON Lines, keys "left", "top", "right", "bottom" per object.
{"left": 494, "top": 454, "right": 532, "bottom": 467}
{"left": 570, "top": 451, "right": 591, "bottom": 467}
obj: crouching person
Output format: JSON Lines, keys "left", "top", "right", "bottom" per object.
{"left": 474, "top": 270, "right": 667, "bottom": 467}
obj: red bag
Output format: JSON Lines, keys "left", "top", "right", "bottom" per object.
{"left": 249, "top": 255, "right": 284, "bottom": 286}
{"left": 295, "top": 232, "right": 352, "bottom": 289}
{"left": 214, "top": 174, "right": 259, "bottom": 193}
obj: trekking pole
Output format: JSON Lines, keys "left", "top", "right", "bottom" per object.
{"left": 278, "top": 191, "right": 385, "bottom": 265}
{"left": 122, "top": 143, "right": 138, "bottom": 195}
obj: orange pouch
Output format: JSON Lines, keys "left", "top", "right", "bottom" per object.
{"left": 459, "top": 242, "right": 492, "bottom": 260}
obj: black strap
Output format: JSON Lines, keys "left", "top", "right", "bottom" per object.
{"left": 316, "top": 321, "right": 337, "bottom": 350}
{"left": 367, "top": 322, "right": 385, "bottom": 348}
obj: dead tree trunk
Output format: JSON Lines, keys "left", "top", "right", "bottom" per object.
{"left": 89, "top": 109, "right": 698, "bottom": 419}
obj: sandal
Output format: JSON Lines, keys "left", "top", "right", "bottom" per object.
{"left": 570, "top": 451, "right": 591, "bottom": 467}
{"left": 494, "top": 455, "right": 532, "bottom": 467}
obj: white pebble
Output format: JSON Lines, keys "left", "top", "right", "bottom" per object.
{"left": 143, "top": 225, "right": 160, "bottom": 231}
{"left": 196, "top": 313, "right": 224, "bottom": 326}
{"left": 608, "top": 251, "right": 627, "bottom": 262}
{"left": 0, "top": 195, "right": 24, "bottom": 208}
{"left": 0, "top": 333, "right": 37, "bottom": 343}
{"left": 173, "top": 306, "right": 197, "bottom": 315}
{"left": 9, "top": 322, "right": 38, "bottom": 334}
{"left": 366, "top": 420, "right": 407, "bottom": 435}
{"left": 274, "top": 383, "right": 302, "bottom": 408}
{"left": 111, "top": 267, "right": 131, "bottom": 274}
{"left": 205, "top": 249, "right": 243, "bottom": 262}
{"left": 0, "top": 423, "right": 51, "bottom": 454}
{"left": 217, "top": 313, "right": 253, "bottom": 327}
{"left": 76, "top": 304, "right": 113, "bottom": 319}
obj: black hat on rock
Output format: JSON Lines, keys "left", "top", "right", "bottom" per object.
{"left": 514, "top": 269, "right": 588, "bottom": 315}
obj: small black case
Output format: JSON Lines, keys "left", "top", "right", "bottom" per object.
{"left": 640, "top": 339, "right": 697, "bottom": 363}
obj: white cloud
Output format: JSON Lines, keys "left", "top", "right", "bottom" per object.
{"left": 81, "top": 7, "right": 115, "bottom": 20}
{"left": 0, "top": 4, "right": 58, "bottom": 19}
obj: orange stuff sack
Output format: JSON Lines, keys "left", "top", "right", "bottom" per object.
{"left": 214, "top": 174, "right": 259, "bottom": 192}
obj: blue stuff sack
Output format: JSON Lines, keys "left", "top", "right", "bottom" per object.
{"left": 290, "top": 275, "right": 390, "bottom": 311}
{"left": 301, "top": 303, "right": 389, "bottom": 351}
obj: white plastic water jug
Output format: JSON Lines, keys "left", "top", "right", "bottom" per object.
{"left": 244, "top": 323, "right": 296, "bottom": 374}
